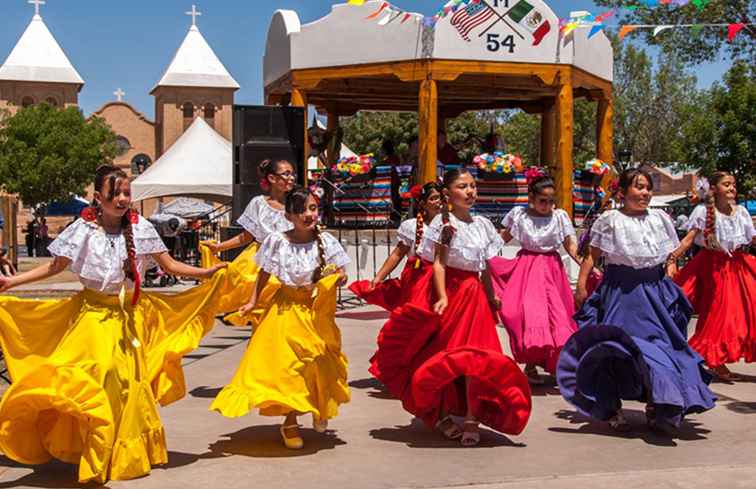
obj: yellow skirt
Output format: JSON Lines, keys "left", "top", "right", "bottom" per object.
{"left": 210, "top": 274, "right": 350, "bottom": 421}
{"left": 0, "top": 271, "right": 225, "bottom": 483}
{"left": 200, "top": 241, "right": 279, "bottom": 325}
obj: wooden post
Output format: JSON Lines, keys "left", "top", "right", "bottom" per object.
{"left": 0, "top": 194, "right": 18, "bottom": 268}
{"left": 418, "top": 79, "right": 438, "bottom": 184}
{"left": 596, "top": 95, "right": 613, "bottom": 164}
{"left": 540, "top": 102, "right": 556, "bottom": 167}
{"left": 555, "top": 73, "right": 574, "bottom": 217}
{"left": 291, "top": 88, "right": 309, "bottom": 186}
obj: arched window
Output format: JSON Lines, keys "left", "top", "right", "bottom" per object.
{"left": 131, "top": 154, "right": 152, "bottom": 176}
{"left": 115, "top": 136, "right": 131, "bottom": 157}
{"left": 45, "top": 97, "right": 58, "bottom": 107}
{"left": 182, "top": 102, "right": 194, "bottom": 130}
{"left": 21, "top": 96, "right": 35, "bottom": 108}
{"left": 203, "top": 103, "right": 215, "bottom": 128}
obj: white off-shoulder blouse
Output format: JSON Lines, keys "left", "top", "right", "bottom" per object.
{"left": 685, "top": 204, "right": 755, "bottom": 253}
{"left": 396, "top": 218, "right": 429, "bottom": 257}
{"left": 255, "top": 231, "right": 351, "bottom": 287}
{"left": 589, "top": 209, "right": 678, "bottom": 269}
{"left": 48, "top": 216, "right": 168, "bottom": 294}
{"left": 236, "top": 195, "right": 294, "bottom": 242}
{"left": 501, "top": 207, "right": 576, "bottom": 253}
{"left": 419, "top": 214, "right": 504, "bottom": 272}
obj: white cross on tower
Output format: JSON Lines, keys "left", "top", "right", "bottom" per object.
{"left": 114, "top": 88, "right": 125, "bottom": 102}
{"left": 29, "top": 0, "right": 46, "bottom": 16}
{"left": 185, "top": 4, "right": 202, "bottom": 27}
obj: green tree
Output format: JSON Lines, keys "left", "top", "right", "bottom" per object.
{"left": 594, "top": 0, "right": 755, "bottom": 65}
{"left": 0, "top": 104, "right": 117, "bottom": 208}
{"left": 680, "top": 62, "right": 755, "bottom": 195}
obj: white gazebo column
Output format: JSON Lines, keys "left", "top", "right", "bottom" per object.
{"left": 418, "top": 79, "right": 438, "bottom": 184}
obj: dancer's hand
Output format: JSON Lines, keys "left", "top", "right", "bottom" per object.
{"left": 0, "top": 275, "right": 14, "bottom": 293}
{"left": 202, "top": 262, "right": 228, "bottom": 278}
{"left": 368, "top": 279, "right": 380, "bottom": 291}
{"left": 337, "top": 273, "right": 348, "bottom": 287}
{"left": 433, "top": 295, "right": 448, "bottom": 315}
{"left": 238, "top": 300, "right": 256, "bottom": 317}
{"left": 574, "top": 287, "right": 588, "bottom": 308}
{"left": 665, "top": 261, "right": 678, "bottom": 278}
{"left": 201, "top": 241, "right": 220, "bottom": 254}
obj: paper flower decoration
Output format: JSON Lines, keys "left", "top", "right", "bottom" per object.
{"left": 584, "top": 159, "right": 610, "bottom": 176}
{"left": 474, "top": 152, "right": 524, "bottom": 174}
{"left": 332, "top": 154, "right": 376, "bottom": 177}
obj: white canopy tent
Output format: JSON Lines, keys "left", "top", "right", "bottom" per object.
{"left": 132, "top": 117, "right": 232, "bottom": 203}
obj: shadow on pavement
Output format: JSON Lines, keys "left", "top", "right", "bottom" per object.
{"left": 348, "top": 377, "right": 394, "bottom": 400}
{"left": 369, "top": 417, "right": 524, "bottom": 449}
{"left": 549, "top": 409, "right": 710, "bottom": 446}
{"left": 336, "top": 310, "right": 389, "bottom": 321}
{"left": 0, "top": 456, "right": 112, "bottom": 488}
{"left": 189, "top": 385, "right": 223, "bottom": 398}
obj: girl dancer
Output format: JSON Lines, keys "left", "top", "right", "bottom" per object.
{"left": 0, "top": 165, "right": 226, "bottom": 483}
{"left": 557, "top": 168, "right": 716, "bottom": 434}
{"left": 349, "top": 182, "right": 442, "bottom": 311}
{"left": 489, "top": 174, "right": 579, "bottom": 384}
{"left": 211, "top": 187, "right": 351, "bottom": 450}
{"left": 671, "top": 171, "right": 756, "bottom": 380}
{"left": 371, "top": 168, "right": 531, "bottom": 446}
{"left": 200, "top": 159, "right": 295, "bottom": 316}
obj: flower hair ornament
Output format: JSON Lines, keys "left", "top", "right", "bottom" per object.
{"left": 81, "top": 205, "right": 98, "bottom": 222}
{"left": 523, "top": 166, "right": 547, "bottom": 184}
{"left": 410, "top": 184, "right": 424, "bottom": 201}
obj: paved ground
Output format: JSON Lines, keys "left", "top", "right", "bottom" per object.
{"left": 0, "top": 304, "right": 756, "bottom": 488}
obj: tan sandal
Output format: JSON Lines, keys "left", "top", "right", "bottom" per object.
{"left": 280, "top": 424, "right": 304, "bottom": 450}
{"left": 435, "top": 415, "right": 462, "bottom": 440}
{"left": 461, "top": 420, "right": 480, "bottom": 447}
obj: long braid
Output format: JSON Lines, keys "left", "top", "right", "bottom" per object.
{"left": 312, "top": 224, "right": 327, "bottom": 283}
{"left": 122, "top": 212, "right": 141, "bottom": 305}
{"left": 703, "top": 171, "right": 731, "bottom": 251}
{"left": 414, "top": 210, "right": 424, "bottom": 251}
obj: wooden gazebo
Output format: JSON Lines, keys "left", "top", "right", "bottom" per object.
{"left": 263, "top": 0, "right": 613, "bottom": 215}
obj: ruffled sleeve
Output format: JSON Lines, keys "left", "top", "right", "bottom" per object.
{"left": 738, "top": 206, "right": 755, "bottom": 243}
{"left": 656, "top": 210, "right": 680, "bottom": 246}
{"left": 556, "top": 209, "right": 577, "bottom": 241}
{"left": 685, "top": 205, "right": 707, "bottom": 232}
{"left": 48, "top": 219, "right": 92, "bottom": 262}
{"left": 321, "top": 232, "right": 351, "bottom": 269}
{"left": 501, "top": 207, "right": 523, "bottom": 231}
{"left": 418, "top": 214, "right": 444, "bottom": 262}
{"left": 254, "top": 232, "right": 287, "bottom": 278}
{"left": 480, "top": 216, "right": 504, "bottom": 260}
{"left": 588, "top": 211, "right": 616, "bottom": 253}
{"left": 397, "top": 218, "right": 418, "bottom": 248}
{"left": 134, "top": 217, "right": 168, "bottom": 257}
{"left": 237, "top": 196, "right": 293, "bottom": 241}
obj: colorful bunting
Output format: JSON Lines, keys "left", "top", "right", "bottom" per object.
{"left": 727, "top": 22, "right": 745, "bottom": 42}
{"left": 619, "top": 25, "right": 640, "bottom": 39}
{"left": 652, "top": 25, "right": 673, "bottom": 36}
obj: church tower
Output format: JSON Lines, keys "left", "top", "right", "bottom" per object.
{"left": 151, "top": 5, "right": 239, "bottom": 157}
{"left": 0, "top": 1, "right": 84, "bottom": 114}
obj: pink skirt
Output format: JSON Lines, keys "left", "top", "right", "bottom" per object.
{"left": 490, "top": 250, "right": 578, "bottom": 373}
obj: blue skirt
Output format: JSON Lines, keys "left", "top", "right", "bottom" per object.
{"left": 556, "top": 265, "right": 716, "bottom": 427}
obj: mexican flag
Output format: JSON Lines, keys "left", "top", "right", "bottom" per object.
{"left": 507, "top": 0, "right": 551, "bottom": 46}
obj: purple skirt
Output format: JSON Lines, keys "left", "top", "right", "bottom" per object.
{"left": 556, "top": 264, "right": 715, "bottom": 427}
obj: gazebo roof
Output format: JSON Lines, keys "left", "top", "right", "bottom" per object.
{"left": 264, "top": 0, "right": 612, "bottom": 114}
{"left": 0, "top": 14, "right": 84, "bottom": 87}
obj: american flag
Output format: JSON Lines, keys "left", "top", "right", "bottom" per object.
{"left": 450, "top": 2, "right": 496, "bottom": 42}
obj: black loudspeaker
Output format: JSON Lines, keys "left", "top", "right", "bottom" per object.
{"left": 232, "top": 105, "right": 305, "bottom": 221}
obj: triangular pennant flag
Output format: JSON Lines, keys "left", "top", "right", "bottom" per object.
{"left": 690, "top": 24, "right": 704, "bottom": 37}
{"left": 653, "top": 25, "right": 673, "bottom": 36}
{"left": 588, "top": 24, "right": 604, "bottom": 38}
{"left": 644, "top": 0, "right": 659, "bottom": 7}
{"left": 377, "top": 9, "right": 396, "bottom": 26}
{"left": 365, "top": 2, "right": 389, "bottom": 20}
{"left": 619, "top": 25, "right": 640, "bottom": 40}
{"left": 692, "top": 0, "right": 709, "bottom": 9}
{"left": 727, "top": 23, "right": 746, "bottom": 42}
{"left": 401, "top": 12, "right": 412, "bottom": 23}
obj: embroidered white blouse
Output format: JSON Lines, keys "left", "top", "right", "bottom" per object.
{"left": 48, "top": 216, "right": 168, "bottom": 294}
{"left": 589, "top": 209, "right": 678, "bottom": 269}
{"left": 419, "top": 214, "right": 504, "bottom": 272}
{"left": 685, "top": 204, "right": 755, "bottom": 253}
{"left": 396, "top": 218, "right": 428, "bottom": 257}
{"left": 236, "top": 195, "right": 293, "bottom": 242}
{"left": 501, "top": 207, "right": 576, "bottom": 253}
{"left": 255, "top": 231, "right": 351, "bottom": 287}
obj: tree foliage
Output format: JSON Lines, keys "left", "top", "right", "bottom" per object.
{"left": 0, "top": 104, "right": 117, "bottom": 208}
{"left": 593, "top": 0, "right": 755, "bottom": 65}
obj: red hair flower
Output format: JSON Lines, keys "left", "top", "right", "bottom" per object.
{"left": 410, "top": 184, "right": 424, "bottom": 201}
{"left": 127, "top": 209, "right": 140, "bottom": 224}
{"left": 80, "top": 206, "right": 98, "bottom": 222}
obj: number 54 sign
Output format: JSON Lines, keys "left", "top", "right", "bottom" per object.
{"left": 449, "top": 0, "right": 552, "bottom": 51}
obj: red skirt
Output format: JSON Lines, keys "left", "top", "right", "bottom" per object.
{"left": 370, "top": 266, "right": 532, "bottom": 435}
{"left": 675, "top": 249, "right": 756, "bottom": 367}
{"left": 349, "top": 258, "right": 432, "bottom": 311}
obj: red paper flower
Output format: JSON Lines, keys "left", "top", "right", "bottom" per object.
{"left": 127, "top": 209, "right": 140, "bottom": 224}
{"left": 410, "top": 184, "right": 424, "bottom": 200}
{"left": 80, "top": 206, "right": 98, "bottom": 222}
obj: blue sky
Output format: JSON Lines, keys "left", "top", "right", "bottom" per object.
{"left": 1, "top": 0, "right": 733, "bottom": 118}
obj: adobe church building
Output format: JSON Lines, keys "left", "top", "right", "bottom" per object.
{"left": 0, "top": 3, "right": 239, "bottom": 244}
